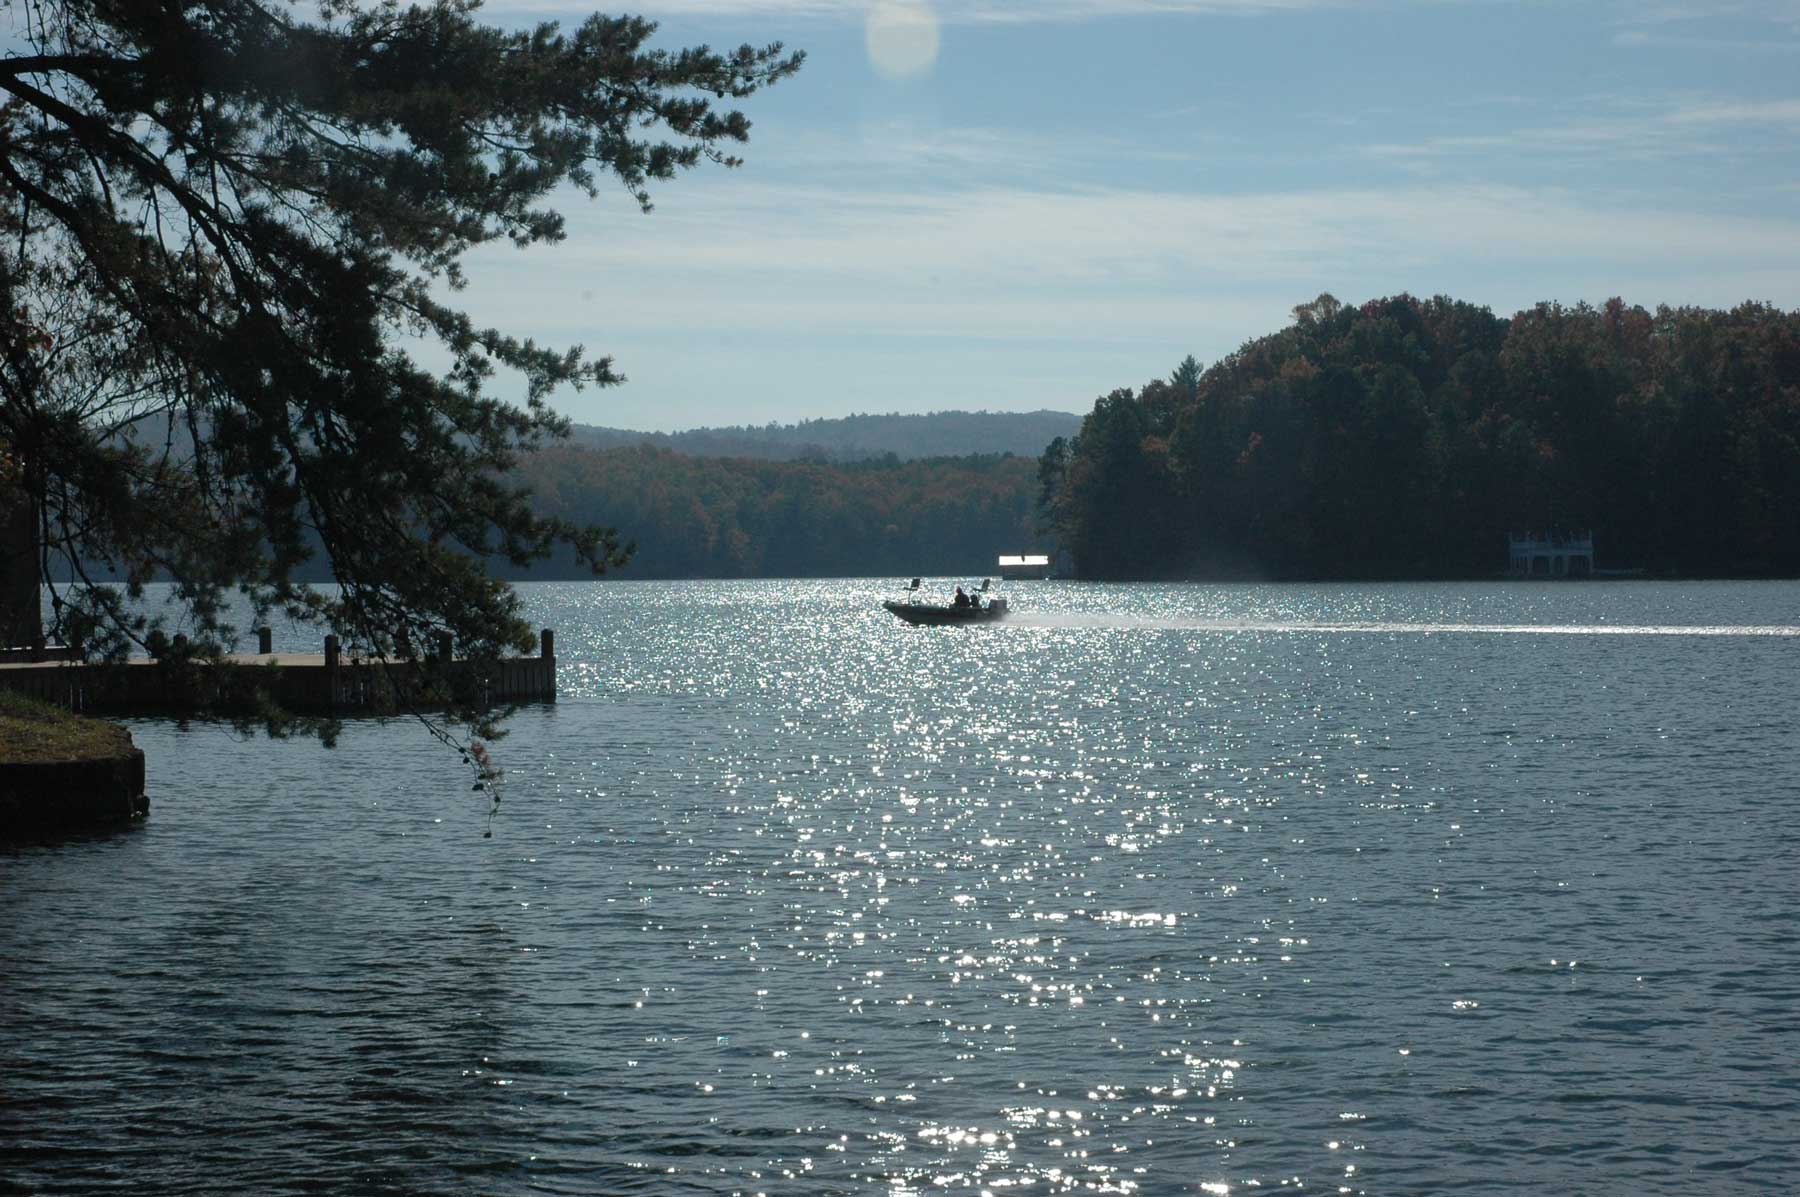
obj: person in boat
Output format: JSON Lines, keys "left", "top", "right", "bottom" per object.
{"left": 953, "top": 586, "right": 970, "bottom": 608}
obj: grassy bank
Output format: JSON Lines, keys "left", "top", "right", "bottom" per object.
{"left": 0, "top": 690, "right": 134, "bottom": 764}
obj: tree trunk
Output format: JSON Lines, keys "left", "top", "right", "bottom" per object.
{"left": 0, "top": 482, "right": 41, "bottom": 650}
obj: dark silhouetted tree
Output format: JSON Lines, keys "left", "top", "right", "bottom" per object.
{"left": 0, "top": 1, "right": 799, "bottom": 696}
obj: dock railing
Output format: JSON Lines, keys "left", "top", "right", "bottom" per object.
{"left": 0, "top": 628, "right": 557, "bottom": 716}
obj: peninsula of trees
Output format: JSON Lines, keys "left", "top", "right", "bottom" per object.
{"left": 1040, "top": 295, "right": 1800, "bottom": 580}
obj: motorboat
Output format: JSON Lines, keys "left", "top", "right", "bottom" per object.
{"left": 883, "top": 579, "right": 1009, "bottom": 626}
{"left": 883, "top": 597, "right": 1009, "bottom": 625}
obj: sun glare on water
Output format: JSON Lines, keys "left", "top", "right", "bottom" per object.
{"left": 865, "top": 0, "right": 941, "bottom": 80}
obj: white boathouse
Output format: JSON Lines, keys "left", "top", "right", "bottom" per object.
{"left": 998, "top": 554, "right": 1051, "bottom": 580}
{"left": 1508, "top": 531, "right": 1594, "bottom": 578}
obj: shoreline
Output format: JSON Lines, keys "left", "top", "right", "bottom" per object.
{"left": 0, "top": 692, "right": 148, "bottom": 834}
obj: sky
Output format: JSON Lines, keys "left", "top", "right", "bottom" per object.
{"left": 464, "top": 0, "right": 1800, "bottom": 431}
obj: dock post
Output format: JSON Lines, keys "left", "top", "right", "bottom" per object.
{"left": 257, "top": 627, "right": 273, "bottom": 654}
{"left": 539, "top": 628, "right": 556, "bottom": 701}
{"left": 324, "top": 634, "right": 340, "bottom": 711}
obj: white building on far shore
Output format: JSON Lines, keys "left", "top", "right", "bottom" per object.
{"left": 1508, "top": 531, "right": 1594, "bottom": 578}
{"left": 998, "top": 554, "right": 1051, "bottom": 580}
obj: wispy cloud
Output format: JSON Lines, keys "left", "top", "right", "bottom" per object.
{"left": 1358, "top": 93, "right": 1800, "bottom": 166}
{"left": 448, "top": 164, "right": 1800, "bottom": 424}
{"left": 487, "top": 0, "right": 1376, "bottom": 24}
{"left": 1617, "top": 0, "right": 1800, "bottom": 25}
{"left": 1609, "top": 0, "right": 1800, "bottom": 48}
{"left": 1613, "top": 27, "right": 1800, "bottom": 50}
{"left": 459, "top": 0, "right": 1800, "bottom": 426}
{"left": 757, "top": 119, "right": 1229, "bottom": 193}
{"left": 1663, "top": 98, "right": 1800, "bottom": 123}
{"left": 488, "top": 0, "right": 1800, "bottom": 44}
{"left": 465, "top": 176, "right": 1800, "bottom": 341}
{"left": 942, "top": 0, "right": 1350, "bottom": 25}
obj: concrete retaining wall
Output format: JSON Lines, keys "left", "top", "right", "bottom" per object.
{"left": 0, "top": 744, "right": 149, "bottom": 833}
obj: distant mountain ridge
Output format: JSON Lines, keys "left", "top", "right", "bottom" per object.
{"left": 563, "top": 409, "right": 1081, "bottom": 462}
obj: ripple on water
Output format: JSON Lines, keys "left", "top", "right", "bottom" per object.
{"left": 3, "top": 579, "right": 1798, "bottom": 1194}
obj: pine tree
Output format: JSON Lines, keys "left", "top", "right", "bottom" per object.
{"left": 0, "top": 1, "right": 799, "bottom": 688}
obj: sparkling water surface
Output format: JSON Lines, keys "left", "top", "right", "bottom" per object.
{"left": 4, "top": 580, "right": 1798, "bottom": 1195}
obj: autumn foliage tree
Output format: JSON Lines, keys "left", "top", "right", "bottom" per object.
{"left": 1042, "top": 294, "right": 1800, "bottom": 580}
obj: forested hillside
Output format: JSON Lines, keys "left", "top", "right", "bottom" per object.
{"left": 91, "top": 416, "right": 1053, "bottom": 582}
{"left": 1040, "top": 295, "right": 1800, "bottom": 580}
{"left": 563, "top": 409, "right": 1081, "bottom": 462}
{"left": 508, "top": 446, "right": 1044, "bottom": 578}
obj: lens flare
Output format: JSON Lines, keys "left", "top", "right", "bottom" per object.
{"left": 865, "top": 0, "right": 941, "bottom": 80}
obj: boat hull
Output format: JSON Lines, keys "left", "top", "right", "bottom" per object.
{"left": 883, "top": 599, "right": 1008, "bottom": 626}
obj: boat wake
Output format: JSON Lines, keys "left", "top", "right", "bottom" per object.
{"left": 1006, "top": 613, "right": 1800, "bottom": 637}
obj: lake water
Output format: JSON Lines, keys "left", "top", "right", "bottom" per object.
{"left": 3, "top": 580, "right": 1797, "bottom": 1195}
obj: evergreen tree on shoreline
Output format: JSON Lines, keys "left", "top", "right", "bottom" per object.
{"left": 0, "top": 1, "right": 799, "bottom": 696}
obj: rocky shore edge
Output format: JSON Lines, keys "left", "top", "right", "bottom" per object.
{"left": 0, "top": 692, "right": 149, "bottom": 834}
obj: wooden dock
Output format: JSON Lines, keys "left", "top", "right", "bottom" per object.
{"left": 0, "top": 629, "right": 557, "bottom": 716}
